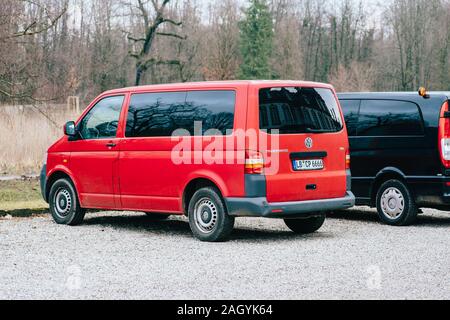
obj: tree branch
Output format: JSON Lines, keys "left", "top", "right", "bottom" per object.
{"left": 162, "top": 18, "right": 183, "bottom": 26}
{"left": 142, "top": 58, "right": 181, "bottom": 70}
{"left": 128, "top": 35, "right": 146, "bottom": 42}
{"left": 8, "top": 3, "right": 68, "bottom": 39}
{"left": 157, "top": 32, "right": 186, "bottom": 40}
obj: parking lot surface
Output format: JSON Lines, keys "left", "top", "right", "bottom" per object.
{"left": 0, "top": 207, "right": 449, "bottom": 300}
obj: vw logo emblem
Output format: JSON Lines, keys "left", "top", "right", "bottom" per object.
{"left": 305, "top": 137, "right": 313, "bottom": 149}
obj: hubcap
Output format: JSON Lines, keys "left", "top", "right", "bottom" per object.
{"left": 53, "top": 188, "right": 72, "bottom": 218}
{"left": 194, "top": 198, "right": 218, "bottom": 234}
{"left": 381, "top": 187, "right": 405, "bottom": 219}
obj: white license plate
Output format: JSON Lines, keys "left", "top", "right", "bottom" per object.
{"left": 293, "top": 159, "right": 324, "bottom": 171}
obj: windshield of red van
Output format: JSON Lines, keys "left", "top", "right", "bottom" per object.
{"left": 259, "top": 87, "right": 344, "bottom": 134}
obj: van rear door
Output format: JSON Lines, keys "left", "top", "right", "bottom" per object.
{"left": 258, "top": 86, "right": 348, "bottom": 203}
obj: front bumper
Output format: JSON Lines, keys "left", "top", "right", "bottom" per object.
{"left": 225, "top": 192, "right": 355, "bottom": 218}
{"left": 40, "top": 165, "right": 48, "bottom": 203}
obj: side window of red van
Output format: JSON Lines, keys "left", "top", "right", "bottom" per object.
{"left": 78, "top": 96, "right": 124, "bottom": 140}
{"left": 185, "top": 91, "right": 236, "bottom": 136}
{"left": 126, "top": 90, "right": 236, "bottom": 137}
{"left": 126, "top": 91, "right": 187, "bottom": 137}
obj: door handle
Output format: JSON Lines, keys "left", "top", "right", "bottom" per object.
{"left": 106, "top": 142, "right": 117, "bottom": 148}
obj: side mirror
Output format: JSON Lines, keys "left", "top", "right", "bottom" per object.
{"left": 64, "top": 121, "right": 77, "bottom": 137}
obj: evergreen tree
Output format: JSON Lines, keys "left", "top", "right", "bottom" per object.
{"left": 239, "top": 0, "right": 274, "bottom": 79}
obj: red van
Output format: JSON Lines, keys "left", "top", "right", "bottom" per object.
{"left": 41, "top": 81, "right": 355, "bottom": 242}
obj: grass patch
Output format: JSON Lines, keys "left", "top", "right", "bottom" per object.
{"left": 0, "top": 179, "right": 48, "bottom": 216}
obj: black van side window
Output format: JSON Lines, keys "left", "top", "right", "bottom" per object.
{"left": 358, "top": 100, "right": 424, "bottom": 137}
{"left": 340, "top": 99, "right": 360, "bottom": 137}
{"left": 126, "top": 90, "right": 236, "bottom": 137}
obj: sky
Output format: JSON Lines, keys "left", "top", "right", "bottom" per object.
{"left": 196, "top": 0, "right": 389, "bottom": 26}
{"left": 67, "top": 0, "right": 390, "bottom": 30}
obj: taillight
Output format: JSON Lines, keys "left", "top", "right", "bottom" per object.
{"left": 245, "top": 150, "right": 264, "bottom": 175}
{"left": 439, "top": 101, "right": 450, "bottom": 168}
{"left": 345, "top": 150, "right": 351, "bottom": 170}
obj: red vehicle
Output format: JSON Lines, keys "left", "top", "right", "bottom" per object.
{"left": 40, "top": 81, "right": 355, "bottom": 242}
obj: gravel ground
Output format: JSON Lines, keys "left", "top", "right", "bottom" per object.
{"left": 0, "top": 207, "right": 449, "bottom": 300}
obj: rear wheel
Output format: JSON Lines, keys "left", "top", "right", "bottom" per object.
{"left": 284, "top": 215, "right": 326, "bottom": 234}
{"left": 376, "top": 179, "right": 418, "bottom": 226}
{"left": 145, "top": 213, "right": 171, "bottom": 220}
{"left": 49, "top": 178, "right": 85, "bottom": 226}
{"left": 188, "top": 187, "right": 235, "bottom": 242}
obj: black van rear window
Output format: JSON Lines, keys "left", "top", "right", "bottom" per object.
{"left": 259, "top": 87, "right": 343, "bottom": 134}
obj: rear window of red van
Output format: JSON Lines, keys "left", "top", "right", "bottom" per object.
{"left": 259, "top": 87, "right": 343, "bottom": 134}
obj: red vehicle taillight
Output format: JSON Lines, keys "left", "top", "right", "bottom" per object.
{"left": 439, "top": 101, "right": 450, "bottom": 168}
{"left": 245, "top": 150, "right": 264, "bottom": 175}
{"left": 345, "top": 150, "right": 351, "bottom": 170}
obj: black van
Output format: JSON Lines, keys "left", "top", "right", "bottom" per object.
{"left": 338, "top": 91, "right": 450, "bottom": 226}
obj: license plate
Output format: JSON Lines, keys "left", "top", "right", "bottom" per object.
{"left": 293, "top": 159, "right": 324, "bottom": 171}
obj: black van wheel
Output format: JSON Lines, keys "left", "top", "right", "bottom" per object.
{"left": 49, "top": 178, "right": 86, "bottom": 226}
{"left": 188, "top": 187, "right": 235, "bottom": 242}
{"left": 145, "top": 213, "right": 171, "bottom": 220}
{"left": 376, "top": 180, "right": 418, "bottom": 226}
{"left": 284, "top": 215, "right": 326, "bottom": 234}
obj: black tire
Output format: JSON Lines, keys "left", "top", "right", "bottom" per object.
{"left": 49, "top": 178, "right": 86, "bottom": 226}
{"left": 145, "top": 213, "right": 171, "bottom": 220}
{"left": 188, "top": 187, "right": 235, "bottom": 242}
{"left": 284, "top": 215, "right": 326, "bottom": 234}
{"left": 376, "top": 179, "right": 418, "bottom": 226}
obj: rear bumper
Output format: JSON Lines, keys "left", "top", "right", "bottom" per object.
{"left": 411, "top": 176, "right": 450, "bottom": 209}
{"left": 40, "top": 165, "right": 48, "bottom": 203}
{"left": 225, "top": 192, "right": 355, "bottom": 218}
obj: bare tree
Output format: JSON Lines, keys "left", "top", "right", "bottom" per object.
{"left": 203, "top": 0, "right": 240, "bottom": 80}
{"left": 0, "top": 0, "right": 68, "bottom": 102}
{"left": 388, "top": 0, "right": 443, "bottom": 90}
{"left": 329, "top": 61, "right": 376, "bottom": 92}
{"left": 270, "top": 0, "right": 303, "bottom": 79}
{"left": 0, "top": 0, "right": 68, "bottom": 40}
{"left": 2, "top": 0, "right": 450, "bottom": 107}
{"left": 124, "top": 0, "right": 184, "bottom": 86}
{"left": 154, "top": 0, "right": 203, "bottom": 83}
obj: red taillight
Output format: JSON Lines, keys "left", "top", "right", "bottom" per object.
{"left": 245, "top": 150, "right": 264, "bottom": 175}
{"left": 439, "top": 101, "right": 450, "bottom": 168}
{"left": 345, "top": 150, "right": 351, "bottom": 170}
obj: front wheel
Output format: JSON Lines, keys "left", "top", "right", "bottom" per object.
{"left": 284, "top": 216, "right": 326, "bottom": 234}
{"left": 49, "top": 178, "right": 86, "bottom": 226}
{"left": 376, "top": 180, "right": 418, "bottom": 226}
{"left": 188, "top": 187, "right": 235, "bottom": 242}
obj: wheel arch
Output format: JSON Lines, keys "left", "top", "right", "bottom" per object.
{"left": 370, "top": 167, "right": 408, "bottom": 206}
{"left": 182, "top": 177, "right": 225, "bottom": 216}
{"left": 45, "top": 168, "right": 78, "bottom": 203}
